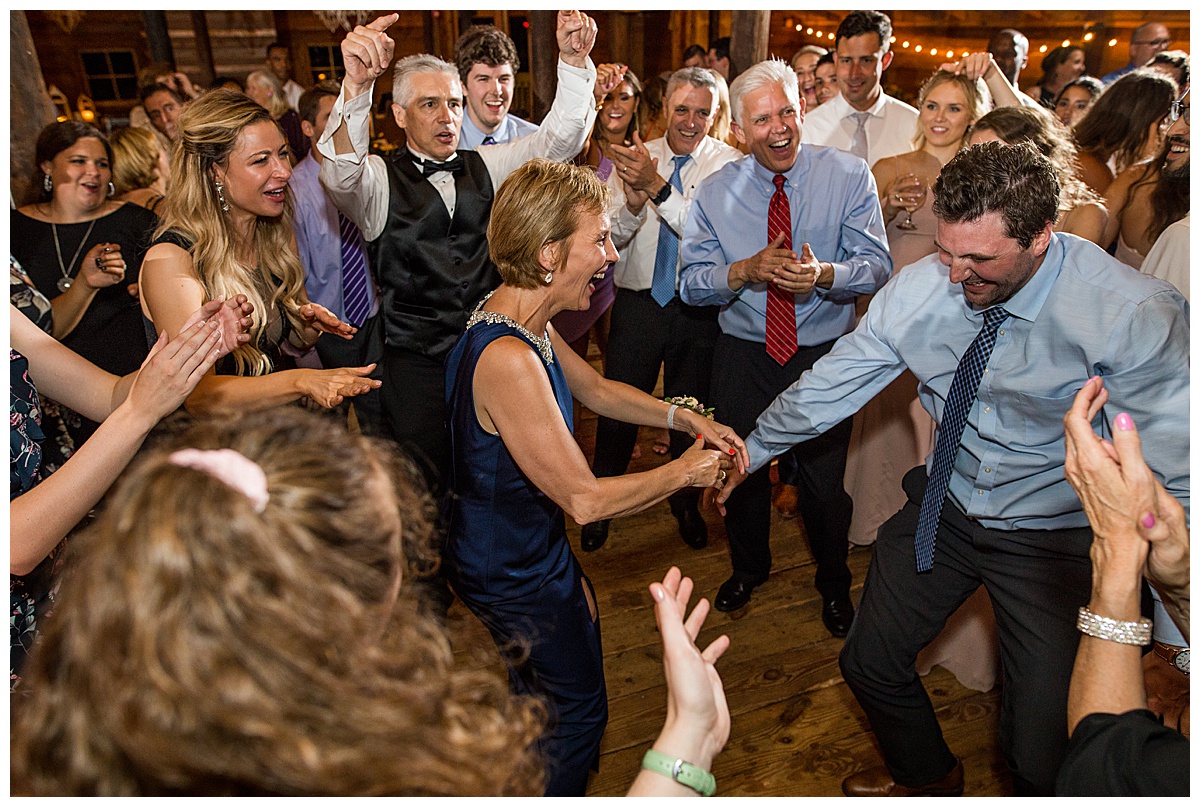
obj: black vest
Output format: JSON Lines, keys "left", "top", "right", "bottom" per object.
{"left": 367, "top": 149, "right": 498, "bottom": 361}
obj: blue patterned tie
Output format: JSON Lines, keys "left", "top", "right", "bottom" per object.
{"left": 914, "top": 306, "right": 1010, "bottom": 572}
{"left": 337, "top": 212, "right": 372, "bottom": 328}
{"left": 650, "top": 154, "right": 691, "bottom": 307}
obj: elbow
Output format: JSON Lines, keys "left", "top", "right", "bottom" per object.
{"left": 11, "top": 558, "right": 39, "bottom": 578}
{"left": 563, "top": 486, "right": 606, "bottom": 526}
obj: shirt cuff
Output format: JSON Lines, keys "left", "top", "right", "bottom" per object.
{"left": 316, "top": 82, "right": 374, "bottom": 161}
{"left": 745, "top": 432, "right": 772, "bottom": 474}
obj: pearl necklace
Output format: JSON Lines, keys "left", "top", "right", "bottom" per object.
{"left": 465, "top": 291, "right": 554, "bottom": 365}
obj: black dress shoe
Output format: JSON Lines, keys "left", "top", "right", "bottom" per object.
{"left": 821, "top": 597, "right": 855, "bottom": 638}
{"left": 675, "top": 504, "right": 708, "bottom": 549}
{"left": 714, "top": 575, "right": 764, "bottom": 612}
{"left": 580, "top": 519, "right": 609, "bottom": 552}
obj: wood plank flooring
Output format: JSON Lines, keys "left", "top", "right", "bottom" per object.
{"left": 444, "top": 359, "right": 1011, "bottom": 797}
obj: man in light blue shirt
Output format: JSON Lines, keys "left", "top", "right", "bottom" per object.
{"left": 291, "top": 81, "right": 384, "bottom": 434}
{"left": 719, "top": 142, "right": 1189, "bottom": 796}
{"left": 454, "top": 24, "right": 539, "bottom": 149}
{"left": 679, "top": 58, "right": 890, "bottom": 631}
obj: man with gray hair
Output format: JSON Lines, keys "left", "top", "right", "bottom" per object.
{"left": 679, "top": 58, "right": 891, "bottom": 628}
{"left": 579, "top": 66, "right": 743, "bottom": 553}
{"left": 714, "top": 141, "right": 1189, "bottom": 795}
{"left": 317, "top": 11, "right": 597, "bottom": 494}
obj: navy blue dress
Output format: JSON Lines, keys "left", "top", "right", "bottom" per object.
{"left": 445, "top": 315, "right": 607, "bottom": 797}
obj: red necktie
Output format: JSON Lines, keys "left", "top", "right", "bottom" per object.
{"left": 765, "top": 174, "right": 797, "bottom": 365}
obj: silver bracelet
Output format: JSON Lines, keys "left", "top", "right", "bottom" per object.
{"left": 666, "top": 404, "right": 678, "bottom": 431}
{"left": 1077, "top": 606, "right": 1153, "bottom": 646}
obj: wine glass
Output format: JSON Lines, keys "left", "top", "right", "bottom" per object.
{"left": 895, "top": 174, "right": 928, "bottom": 231}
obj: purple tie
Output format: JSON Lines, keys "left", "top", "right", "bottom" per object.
{"left": 337, "top": 212, "right": 371, "bottom": 328}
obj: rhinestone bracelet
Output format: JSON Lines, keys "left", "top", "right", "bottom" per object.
{"left": 1077, "top": 606, "right": 1153, "bottom": 646}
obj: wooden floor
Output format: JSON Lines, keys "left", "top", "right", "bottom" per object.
{"left": 444, "top": 361, "right": 1012, "bottom": 797}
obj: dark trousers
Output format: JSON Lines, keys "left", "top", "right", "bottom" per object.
{"left": 592, "top": 289, "right": 719, "bottom": 482}
{"left": 380, "top": 346, "right": 450, "bottom": 499}
{"left": 839, "top": 466, "right": 1094, "bottom": 795}
{"left": 315, "top": 311, "right": 386, "bottom": 437}
{"left": 710, "top": 333, "right": 853, "bottom": 598}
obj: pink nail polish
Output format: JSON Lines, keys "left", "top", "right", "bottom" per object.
{"left": 1115, "top": 413, "right": 1134, "bottom": 431}
{"left": 1142, "top": 512, "right": 1156, "bottom": 529}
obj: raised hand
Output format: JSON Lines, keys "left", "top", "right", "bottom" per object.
{"left": 557, "top": 10, "right": 598, "bottom": 68}
{"left": 341, "top": 13, "right": 398, "bottom": 96}
{"left": 593, "top": 62, "right": 628, "bottom": 103}
{"left": 609, "top": 131, "right": 661, "bottom": 192}
{"left": 939, "top": 52, "right": 996, "bottom": 82}
{"left": 299, "top": 302, "right": 357, "bottom": 340}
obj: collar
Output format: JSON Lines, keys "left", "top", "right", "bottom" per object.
{"left": 830, "top": 89, "right": 889, "bottom": 120}
{"left": 750, "top": 145, "right": 808, "bottom": 191}
{"left": 963, "top": 231, "right": 1063, "bottom": 325}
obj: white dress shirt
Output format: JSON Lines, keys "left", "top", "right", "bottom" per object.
{"left": 283, "top": 79, "right": 305, "bottom": 113}
{"left": 316, "top": 58, "right": 597, "bottom": 241}
{"left": 609, "top": 135, "right": 743, "bottom": 291}
{"left": 801, "top": 91, "right": 919, "bottom": 169}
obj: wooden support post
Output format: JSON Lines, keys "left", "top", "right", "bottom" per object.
{"left": 10, "top": 11, "right": 57, "bottom": 206}
{"left": 528, "top": 10, "right": 557, "bottom": 122}
{"left": 730, "top": 10, "right": 771, "bottom": 81}
{"left": 190, "top": 11, "right": 215, "bottom": 88}
{"left": 142, "top": 10, "right": 175, "bottom": 67}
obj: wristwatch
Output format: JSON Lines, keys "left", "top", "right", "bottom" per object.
{"left": 651, "top": 181, "right": 673, "bottom": 206}
{"left": 641, "top": 748, "right": 716, "bottom": 796}
{"left": 1154, "top": 641, "right": 1190, "bottom": 675}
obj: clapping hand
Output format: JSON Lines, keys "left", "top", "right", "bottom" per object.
{"left": 772, "top": 242, "right": 825, "bottom": 295}
{"left": 728, "top": 231, "right": 796, "bottom": 290}
{"left": 299, "top": 302, "right": 357, "bottom": 340}
{"left": 557, "top": 10, "right": 598, "bottom": 68}
{"left": 178, "top": 295, "right": 254, "bottom": 359}
{"left": 609, "top": 131, "right": 661, "bottom": 192}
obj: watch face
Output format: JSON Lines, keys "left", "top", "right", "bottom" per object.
{"left": 1176, "top": 649, "right": 1189, "bottom": 674}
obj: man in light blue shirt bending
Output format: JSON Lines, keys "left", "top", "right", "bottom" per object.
{"left": 718, "top": 141, "right": 1190, "bottom": 797}
{"left": 679, "top": 58, "right": 891, "bottom": 632}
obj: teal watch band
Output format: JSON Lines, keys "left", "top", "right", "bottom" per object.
{"left": 641, "top": 748, "right": 716, "bottom": 796}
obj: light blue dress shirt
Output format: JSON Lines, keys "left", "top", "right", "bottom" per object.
{"left": 459, "top": 112, "right": 540, "bottom": 150}
{"left": 679, "top": 145, "right": 891, "bottom": 347}
{"left": 290, "top": 153, "right": 378, "bottom": 322}
{"left": 744, "top": 232, "right": 1190, "bottom": 534}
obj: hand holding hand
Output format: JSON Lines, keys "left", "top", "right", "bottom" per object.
{"left": 647, "top": 566, "right": 731, "bottom": 773}
{"left": 298, "top": 364, "right": 381, "bottom": 408}
{"left": 341, "top": 13, "right": 398, "bottom": 94}
{"left": 677, "top": 434, "right": 731, "bottom": 489}
{"left": 939, "top": 52, "right": 995, "bottom": 82}
{"left": 557, "top": 10, "right": 597, "bottom": 68}
{"left": 673, "top": 410, "right": 748, "bottom": 473}
{"left": 710, "top": 465, "right": 748, "bottom": 515}
{"left": 299, "top": 302, "right": 357, "bottom": 340}
{"left": 729, "top": 231, "right": 796, "bottom": 290}
{"left": 77, "top": 242, "right": 126, "bottom": 290}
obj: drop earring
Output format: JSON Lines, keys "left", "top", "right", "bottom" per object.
{"left": 107, "top": 181, "right": 115, "bottom": 197}
{"left": 43, "top": 174, "right": 52, "bottom": 193}
{"left": 215, "top": 181, "right": 230, "bottom": 213}
{"left": 544, "top": 271, "right": 553, "bottom": 284}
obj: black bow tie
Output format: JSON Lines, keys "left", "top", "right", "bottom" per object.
{"left": 414, "top": 154, "right": 465, "bottom": 176}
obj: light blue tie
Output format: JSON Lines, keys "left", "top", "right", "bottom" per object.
{"left": 650, "top": 154, "right": 691, "bottom": 307}
{"left": 914, "top": 306, "right": 1010, "bottom": 572}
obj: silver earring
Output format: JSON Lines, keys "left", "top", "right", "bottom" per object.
{"left": 544, "top": 271, "right": 553, "bottom": 284}
{"left": 107, "top": 181, "right": 115, "bottom": 197}
{"left": 215, "top": 181, "right": 230, "bottom": 213}
{"left": 43, "top": 174, "right": 52, "bottom": 193}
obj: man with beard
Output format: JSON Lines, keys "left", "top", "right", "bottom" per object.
{"left": 716, "top": 141, "right": 1189, "bottom": 796}
{"left": 1140, "top": 86, "right": 1190, "bottom": 302}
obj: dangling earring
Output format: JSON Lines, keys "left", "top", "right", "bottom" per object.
{"left": 544, "top": 271, "right": 553, "bottom": 284}
{"left": 107, "top": 181, "right": 115, "bottom": 197}
{"left": 215, "top": 181, "right": 230, "bottom": 213}
{"left": 43, "top": 173, "right": 52, "bottom": 193}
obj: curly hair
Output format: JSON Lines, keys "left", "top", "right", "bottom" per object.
{"left": 1072, "top": 68, "right": 1177, "bottom": 175}
{"left": 912, "top": 70, "right": 991, "bottom": 153}
{"left": 109, "top": 126, "right": 162, "bottom": 196}
{"left": 10, "top": 408, "right": 546, "bottom": 796}
{"left": 454, "top": 24, "right": 520, "bottom": 83}
{"left": 155, "top": 89, "right": 307, "bottom": 376}
{"left": 971, "top": 105, "right": 1101, "bottom": 217}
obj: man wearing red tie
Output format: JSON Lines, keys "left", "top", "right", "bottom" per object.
{"left": 679, "top": 58, "right": 890, "bottom": 629}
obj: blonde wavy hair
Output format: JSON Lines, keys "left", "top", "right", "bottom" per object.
{"left": 911, "top": 70, "right": 991, "bottom": 153}
{"left": 10, "top": 408, "right": 546, "bottom": 797}
{"left": 109, "top": 126, "right": 162, "bottom": 195}
{"left": 156, "top": 89, "right": 306, "bottom": 376}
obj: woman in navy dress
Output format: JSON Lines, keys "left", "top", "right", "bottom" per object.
{"left": 445, "top": 159, "right": 747, "bottom": 796}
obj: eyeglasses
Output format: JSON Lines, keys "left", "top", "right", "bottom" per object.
{"left": 1169, "top": 101, "right": 1190, "bottom": 125}
{"left": 1132, "top": 37, "right": 1171, "bottom": 47}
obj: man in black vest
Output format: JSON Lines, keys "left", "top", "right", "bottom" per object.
{"left": 318, "top": 12, "right": 598, "bottom": 493}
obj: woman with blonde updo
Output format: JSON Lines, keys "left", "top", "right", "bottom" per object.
{"left": 109, "top": 126, "right": 170, "bottom": 213}
{"left": 140, "top": 89, "right": 380, "bottom": 415}
{"left": 244, "top": 68, "right": 308, "bottom": 163}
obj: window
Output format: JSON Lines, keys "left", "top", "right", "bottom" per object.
{"left": 308, "top": 45, "right": 344, "bottom": 83}
{"left": 81, "top": 51, "right": 138, "bottom": 102}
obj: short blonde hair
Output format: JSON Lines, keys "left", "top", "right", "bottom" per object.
{"left": 487, "top": 158, "right": 610, "bottom": 289}
{"left": 109, "top": 126, "right": 162, "bottom": 195}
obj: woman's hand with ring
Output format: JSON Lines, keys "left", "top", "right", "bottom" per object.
{"left": 79, "top": 242, "right": 125, "bottom": 289}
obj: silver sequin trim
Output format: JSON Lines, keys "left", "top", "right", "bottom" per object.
{"left": 465, "top": 291, "right": 554, "bottom": 365}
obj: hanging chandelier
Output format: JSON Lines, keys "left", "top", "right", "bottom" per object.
{"left": 313, "top": 10, "right": 374, "bottom": 34}
{"left": 45, "top": 11, "right": 86, "bottom": 34}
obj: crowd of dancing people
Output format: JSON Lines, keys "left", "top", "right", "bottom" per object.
{"left": 10, "top": 8, "right": 1190, "bottom": 797}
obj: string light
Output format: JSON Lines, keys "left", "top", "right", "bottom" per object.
{"left": 1083, "top": 32, "right": 1094, "bottom": 42}
{"left": 890, "top": 36, "right": 896, "bottom": 43}
{"left": 1062, "top": 39, "right": 1071, "bottom": 47}
{"left": 946, "top": 50, "right": 954, "bottom": 58}
{"left": 902, "top": 40, "right": 909, "bottom": 48}
{"left": 930, "top": 48, "right": 938, "bottom": 55}
{"left": 806, "top": 27, "right": 813, "bottom": 35}
{"left": 827, "top": 32, "right": 835, "bottom": 40}
{"left": 915, "top": 45, "right": 922, "bottom": 52}
{"left": 1108, "top": 38, "right": 1118, "bottom": 47}
{"left": 795, "top": 24, "right": 802, "bottom": 31}
{"left": 815, "top": 30, "right": 823, "bottom": 37}
{"left": 1039, "top": 45, "right": 1048, "bottom": 53}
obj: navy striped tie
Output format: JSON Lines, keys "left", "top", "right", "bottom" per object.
{"left": 337, "top": 212, "right": 371, "bottom": 328}
{"left": 913, "top": 306, "right": 1010, "bottom": 572}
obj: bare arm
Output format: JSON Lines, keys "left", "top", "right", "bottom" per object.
{"left": 473, "top": 337, "right": 729, "bottom": 525}
{"left": 1099, "top": 166, "right": 1137, "bottom": 251}
{"left": 1058, "top": 201, "right": 1109, "bottom": 246}
{"left": 49, "top": 241, "right": 128, "bottom": 339}
{"left": 139, "top": 243, "right": 379, "bottom": 415}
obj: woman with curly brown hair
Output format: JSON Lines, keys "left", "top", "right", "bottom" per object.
{"left": 11, "top": 407, "right": 733, "bottom": 797}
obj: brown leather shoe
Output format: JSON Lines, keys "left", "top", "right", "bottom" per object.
{"left": 842, "top": 759, "right": 963, "bottom": 797}
{"left": 771, "top": 483, "right": 800, "bottom": 519}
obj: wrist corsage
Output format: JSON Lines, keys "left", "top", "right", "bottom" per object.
{"left": 663, "top": 396, "right": 714, "bottom": 432}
